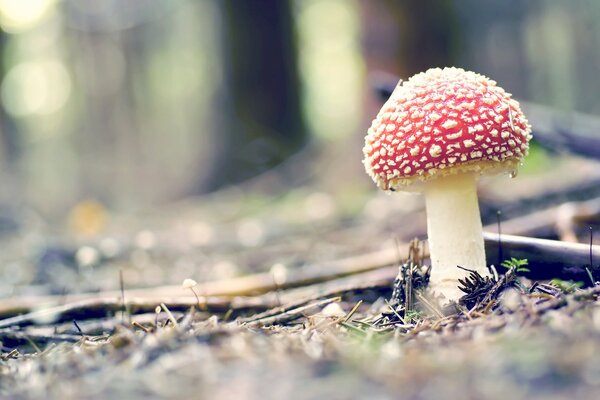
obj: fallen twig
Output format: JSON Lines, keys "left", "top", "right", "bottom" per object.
{"left": 0, "top": 244, "right": 403, "bottom": 317}
{"left": 241, "top": 297, "right": 341, "bottom": 328}
{"left": 483, "top": 232, "right": 600, "bottom": 282}
{"left": 0, "top": 328, "right": 88, "bottom": 347}
{"left": 0, "top": 296, "right": 272, "bottom": 329}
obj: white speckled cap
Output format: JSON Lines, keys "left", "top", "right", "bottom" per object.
{"left": 363, "top": 67, "right": 532, "bottom": 191}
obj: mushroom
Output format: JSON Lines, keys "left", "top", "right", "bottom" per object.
{"left": 363, "top": 67, "right": 532, "bottom": 304}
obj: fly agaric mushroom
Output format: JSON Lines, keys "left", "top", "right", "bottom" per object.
{"left": 363, "top": 67, "right": 532, "bottom": 304}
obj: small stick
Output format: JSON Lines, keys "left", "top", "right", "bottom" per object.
{"left": 384, "top": 298, "right": 406, "bottom": 324}
{"left": 160, "top": 303, "right": 178, "bottom": 328}
{"left": 414, "top": 291, "right": 444, "bottom": 319}
{"left": 404, "top": 263, "right": 413, "bottom": 316}
{"left": 132, "top": 321, "right": 151, "bottom": 333}
{"left": 342, "top": 300, "right": 363, "bottom": 324}
{"left": 222, "top": 309, "right": 233, "bottom": 322}
{"left": 119, "top": 269, "right": 126, "bottom": 324}
{"left": 587, "top": 226, "right": 595, "bottom": 285}
{"left": 590, "top": 226, "right": 594, "bottom": 269}
{"left": 4, "top": 349, "right": 19, "bottom": 359}
{"left": 242, "top": 297, "right": 341, "bottom": 328}
{"left": 497, "top": 210, "right": 503, "bottom": 266}
{"left": 24, "top": 335, "right": 42, "bottom": 353}
{"left": 72, "top": 320, "right": 84, "bottom": 336}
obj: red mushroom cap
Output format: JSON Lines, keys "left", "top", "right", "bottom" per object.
{"left": 363, "top": 67, "right": 532, "bottom": 191}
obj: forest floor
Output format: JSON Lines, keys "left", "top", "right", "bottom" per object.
{"left": 2, "top": 155, "right": 600, "bottom": 399}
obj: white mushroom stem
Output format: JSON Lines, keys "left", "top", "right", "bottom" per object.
{"left": 424, "top": 172, "right": 491, "bottom": 303}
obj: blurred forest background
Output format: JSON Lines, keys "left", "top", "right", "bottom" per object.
{"left": 0, "top": 0, "right": 599, "bottom": 220}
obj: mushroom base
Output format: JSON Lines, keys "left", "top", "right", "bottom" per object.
{"left": 424, "top": 172, "right": 490, "bottom": 304}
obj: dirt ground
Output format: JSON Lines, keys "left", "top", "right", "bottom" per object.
{"left": 2, "top": 155, "right": 600, "bottom": 400}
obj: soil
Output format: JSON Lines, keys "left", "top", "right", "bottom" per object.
{"left": 2, "top": 158, "right": 600, "bottom": 400}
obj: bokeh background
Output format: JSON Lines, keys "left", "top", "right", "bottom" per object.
{"left": 2, "top": 0, "right": 599, "bottom": 218}
{"left": 4, "top": 4, "right": 600, "bottom": 398}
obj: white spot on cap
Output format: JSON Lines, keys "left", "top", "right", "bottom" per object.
{"left": 464, "top": 139, "right": 475, "bottom": 148}
{"left": 441, "top": 119, "right": 458, "bottom": 129}
{"left": 429, "top": 144, "right": 442, "bottom": 158}
{"left": 446, "top": 131, "right": 462, "bottom": 140}
{"left": 410, "top": 146, "right": 420, "bottom": 156}
{"left": 429, "top": 112, "right": 442, "bottom": 122}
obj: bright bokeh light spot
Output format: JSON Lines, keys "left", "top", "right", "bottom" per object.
{"left": 1, "top": 60, "right": 71, "bottom": 117}
{"left": 68, "top": 199, "right": 109, "bottom": 237}
{"left": 304, "top": 191, "right": 336, "bottom": 220}
{"left": 0, "top": 0, "right": 55, "bottom": 33}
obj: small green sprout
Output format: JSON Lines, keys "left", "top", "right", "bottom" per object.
{"left": 404, "top": 309, "right": 423, "bottom": 321}
{"left": 501, "top": 257, "right": 530, "bottom": 273}
{"left": 550, "top": 279, "right": 584, "bottom": 293}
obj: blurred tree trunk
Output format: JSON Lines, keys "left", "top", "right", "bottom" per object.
{"left": 0, "top": 33, "right": 19, "bottom": 172}
{"left": 207, "top": 0, "right": 307, "bottom": 190}
{"left": 361, "top": 0, "right": 460, "bottom": 78}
